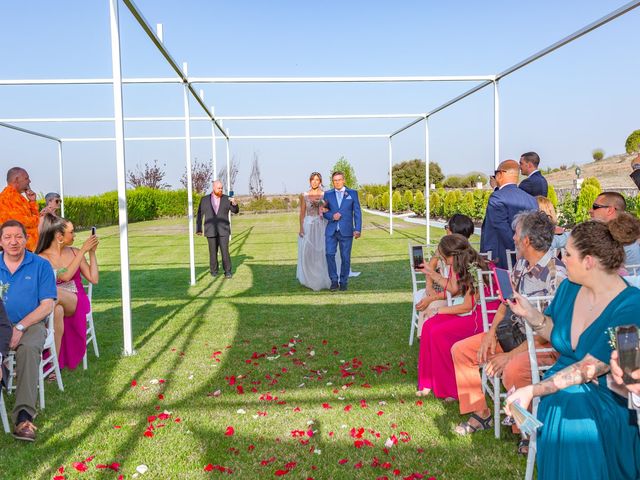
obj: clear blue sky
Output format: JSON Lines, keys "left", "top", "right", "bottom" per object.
{"left": 0, "top": 1, "right": 638, "bottom": 196}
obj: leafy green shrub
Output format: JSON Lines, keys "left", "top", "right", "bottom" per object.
{"left": 428, "top": 191, "right": 440, "bottom": 218}
{"left": 413, "top": 191, "right": 426, "bottom": 216}
{"left": 443, "top": 190, "right": 463, "bottom": 218}
{"left": 361, "top": 184, "right": 388, "bottom": 198}
{"left": 558, "top": 193, "right": 576, "bottom": 227}
{"left": 155, "top": 189, "right": 189, "bottom": 217}
{"left": 366, "top": 193, "right": 375, "bottom": 209}
{"left": 381, "top": 191, "right": 390, "bottom": 211}
{"left": 592, "top": 149, "right": 605, "bottom": 161}
{"left": 626, "top": 129, "right": 640, "bottom": 154}
{"left": 443, "top": 176, "right": 464, "bottom": 189}
{"left": 374, "top": 195, "right": 382, "bottom": 210}
{"left": 547, "top": 184, "right": 558, "bottom": 209}
{"left": 403, "top": 190, "right": 414, "bottom": 211}
{"left": 575, "top": 185, "right": 600, "bottom": 223}
{"left": 392, "top": 190, "right": 403, "bottom": 211}
{"left": 457, "top": 191, "right": 475, "bottom": 217}
{"left": 581, "top": 177, "right": 602, "bottom": 193}
{"left": 471, "top": 190, "right": 490, "bottom": 220}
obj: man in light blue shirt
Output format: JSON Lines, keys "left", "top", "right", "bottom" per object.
{"left": 0, "top": 219, "right": 56, "bottom": 442}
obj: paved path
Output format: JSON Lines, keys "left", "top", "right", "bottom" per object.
{"left": 362, "top": 208, "right": 482, "bottom": 235}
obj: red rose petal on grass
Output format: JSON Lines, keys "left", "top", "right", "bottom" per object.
{"left": 377, "top": 410, "right": 384, "bottom": 416}
{"left": 354, "top": 462, "right": 363, "bottom": 469}
{"left": 338, "top": 459, "right": 349, "bottom": 465}
{"left": 113, "top": 425, "right": 122, "bottom": 429}
{"left": 53, "top": 477, "right": 65, "bottom": 480}
{"left": 144, "top": 430, "right": 154, "bottom": 438}
{"left": 58, "top": 466, "right": 65, "bottom": 474}
{"left": 248, "top": 444, "right": 255, "bottom": 451}
{"left": 415, "top": 400, "right": 423, "bottom": 407}
{"left": 321, "top": 403, "right": 332, "bottom": 409}
{"left": 85, "top": 455, "right": 95, "bottom": 463}
{"left": 293, "top": 407, "right": 301, "bottom": 412}
{"left": 274, "top": 470, "right": 289, "bottom": 476}
{"left": 158, "top": 394, "right": 164, "bottom": 400}
{"left": 131, "top": 380, "right": 137, "bottom": 387}
{"left": 322, "top": 340, "right": 328, "bottom": 345}
{"left": 237, "top": 385, "right": 244, "bottom": 394}
{"left": 361, "top": 383, "right": 372, "bottom": 388}
{"left": 147, "top": 415, "right": 157, "bottom": 423}
{"left": 204, "top": 464, "right": 214, "bottom": 471}
{"left": 72, "top": 462, "right": 88, "bottom": 472}
{"left": 225, "top": 426, "right": 235, "bottom": 436}
{"left": 344, "top": 404, "right": 352, "bottom": 412}
{"left": 360, "top": 399, "right": 368, "bottom": 408}
{"left": 393, "top": 469, "right": 401, "bottom": 476}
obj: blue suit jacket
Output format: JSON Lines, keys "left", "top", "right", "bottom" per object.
{"left": 480, "top": 184, "right": 538, "bottom": 267}
{"left": 518, "top": 171, "right": 548, "bottom": 197}
{"left": 323, "top": 188, "right": 362, "bottom": 236}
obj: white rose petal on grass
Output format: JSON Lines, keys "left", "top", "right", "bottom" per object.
{"left": 338, "top": 397, "right": 345, "bottom": 400}
{"left": 237, "top": 409, "right": 246, "bottom": 414}
{"left": 306, "top": 420, "right": 315, "bottom": 425}
{"left": 309, "top": 350, "right": 315, "bottom": 356}
{"left": 313, "top": 448, "right": 322, "bottom": 455}
{"left": 267, "top": 355, "right": 280, "bottom": 361}
{"left": 385, "top": 437, "right": 395, "bottom": 449}
{"left": 252, "top": 414, "right": 259, "bottom": 419}
{"left": 298, "top": 383, "right": 305, "bottom": 388}
{"left": 149, "top": 379, "right": 159, "bottom": 385}
{"left": 326, "top": 382, "right": 332, "bottom": 386}
{"left": 378, "top": 401, "right": 387, "bottom": 406}
{"left": 136, "top": 464, "right": 149, "bottom": 474}
{"left": 188, "top": 374, "right": 194, "bottom": 380}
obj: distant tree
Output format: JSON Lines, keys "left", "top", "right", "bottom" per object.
{"left": 547, "top": 184, "right": 558, "bottom": 208}
{"left": 582, "top": 176, "right": 602, "bottom": 193}
{"left": 249, "top": 152, "right": 265, "bottom": 199}
{"left": 180, "top": 158, "right": 213, "bottom": 194}
{"left": 330, "top": 156, "right": 358, "bottom": 189}
{"left": 127, "top": 160, "right": 170, "bottom": 189}
{"left": 592, "top": 149, "right": 605, "bottom": 162}
{"left": 575, "top": 185, "right": 600, "bottom": 223}
{"left": 218, "top": 156, "right": 240, "bottom": 192}
{"left": 626, "top": 130, "right": 640, "bottom": 154}
{"left": 413, "top": 190, "right": 426, "bottom": 216}
{"left": 391, "top": 159, "right": 444, "bottom": 192}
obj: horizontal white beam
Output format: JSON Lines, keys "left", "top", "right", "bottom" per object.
{"left": 60, "top": 134, "right": 388, "bottom": 142}
{"left": 0, "top": 113, "right": 426, "bottom": 123}
{"left": 0, "top": 77, "right": 182, "bottom": 86}
{"left": 189, "top": 75, "right": 495, "bottom": 84}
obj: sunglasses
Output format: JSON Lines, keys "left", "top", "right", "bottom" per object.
{"left": 591, "top": 203, "right": 611, "bottom": 210}
{"left": 494, "top": 169, "right": 506, "bottom": 176}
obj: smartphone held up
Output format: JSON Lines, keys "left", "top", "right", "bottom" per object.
{"left": 616, "top": 325, "right": 640, "bottom": 384}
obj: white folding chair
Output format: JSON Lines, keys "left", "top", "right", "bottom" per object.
{"left": 408, "top": 243, "right": 438, "bottom": 346}
{"left": 82, "top": 282, "right": 99, "bottom": 369}
{"left": 506, "top": 249, "right": 517, "bottom": 272}
{"left": 522, "top": 295, "right": 555, "bottom": 480}
{"left": 479, "top": 251, "right": 493, "bottom": 262}
{"left": 0, "top": 388, "right": 9, "bottom": 433}
{"left": 476, "top": 269, "right": 504, "bottom": 439}
{"left": 6, "top": 310, "right": 64, "bottom": 409}
{"left": 624, "top": 264, "right": 640, "bottom": 288}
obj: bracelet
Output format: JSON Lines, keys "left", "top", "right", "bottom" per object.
{"left": 529, "top": 314, "right": 547, "bottom": 330}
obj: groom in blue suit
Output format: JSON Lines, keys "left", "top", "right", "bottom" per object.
{"left": 323, "top": 171, "right": 362, "bottom": 291}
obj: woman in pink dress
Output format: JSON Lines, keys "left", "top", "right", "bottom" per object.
{"left": 36, "top": 214, "right": 99, "bottom": 370}
{"left": 416, "top": 234, "right": 499, "bottom": 400}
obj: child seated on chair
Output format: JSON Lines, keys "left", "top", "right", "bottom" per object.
{"left": 415, "top": 214, "right": 475, "bottom": 336}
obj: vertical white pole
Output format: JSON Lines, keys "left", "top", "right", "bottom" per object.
{"left": 493, "top": 80, "right": 500, "bottom": 170}
{"left": 225, "top": 130, "right": 231, "bottom": 192}
{"left": 183, "top": 63, "right": 196, "bottom": 286}
{"left": 108, "top": 0, "right": 134, "bottom": 356}
{"left": 388, "top": 137, "right": 393, "bottom": 235}
{"left": 424, "top": 117, "right": 430, "bottom": 246}
{"left": 57, "top": 141, "right": 65, "bottom": 218}
{"left": 211, "top": 106, "right": 217, "bottom": 182}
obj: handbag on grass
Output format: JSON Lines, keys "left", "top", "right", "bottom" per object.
{"left": 495, "top": 306, "right": 526, "bottom": 352}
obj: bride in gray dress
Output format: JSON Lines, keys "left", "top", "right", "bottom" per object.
{"left": 296, "top": 172, "right": 333, "bottom": 291}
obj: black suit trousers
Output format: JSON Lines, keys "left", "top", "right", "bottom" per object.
{"left": 207, "top": 235, "right": 231, "bottom": 275}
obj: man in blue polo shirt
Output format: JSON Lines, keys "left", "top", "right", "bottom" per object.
{"left": 0, "top": 219, "right": 56, "bottom": 441}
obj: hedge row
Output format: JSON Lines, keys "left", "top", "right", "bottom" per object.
{"left": 49, "top": 188, "right": 301, "bottom": 228}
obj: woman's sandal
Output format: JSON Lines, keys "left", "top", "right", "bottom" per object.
{"left": 517, "top": 438, "right": 529, "bottom": 456}
{"left": 454, "top": 413, "right": 493, "bottom": 435}
{"left": 46, "top": 372, "right": 57, "bottom": 383}
{"left": 415, "top": 388, "right": 431, "bottom": 397}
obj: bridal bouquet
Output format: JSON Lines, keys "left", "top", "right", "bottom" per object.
{"left": 311, "top": 199, "right": 325, "bottom": 208}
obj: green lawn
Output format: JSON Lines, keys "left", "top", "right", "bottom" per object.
{"left": 0, "top": 212, "right": 526, "bottom": 479}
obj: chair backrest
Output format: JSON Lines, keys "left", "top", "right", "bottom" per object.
{"left": 476, "top": 269, "right": 501, "bottom": 331}
{"left": 625, "top": 264, "right": 640, "bottom": 289}
{"left": 479, "top": 250, "right": 492, "bottom": 261}
{"left": 522, "top": 295, "right": 555, "bottom": 383}
{"left": 505, "top": 249, "right": 517, "bottom": 272}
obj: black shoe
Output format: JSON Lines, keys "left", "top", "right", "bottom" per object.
{"left": 224, "top": 273, "right": 233, "bottom": 279}
{"left": 211, "top": 271, "right": 219, "bottom": 277}
{"left": 330, "top": 282, "right": 339, "bottom": 291}
{"left": 339, "top": 283, "right": 348, "bottom": 291}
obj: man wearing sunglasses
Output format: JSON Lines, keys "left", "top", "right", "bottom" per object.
{"left": 480, "top": 160, "right": 538, "bottom": 268}
{"left": 589, "top": 191, "right": 640, "bottom": 266}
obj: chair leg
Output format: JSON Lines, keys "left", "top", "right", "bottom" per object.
{"left": 52, "top": 352, "right": 64, "bottom": 392}
{"left": 38, "top": 365, "right": 46, "bottom": 410}
{"left": 0, "top": 390, "right": 9, "bottom": 433}
{"left": 524, "top": 398, "right": 540, "bottom": 480}
{"left": 83, "top": 353, "right": 88, "bottom": 370}
{"left": 493, "top": 376, "right": 500, "bottom": 439}
{"left": 409, "top": 309, "right": 416, "bottom": 346}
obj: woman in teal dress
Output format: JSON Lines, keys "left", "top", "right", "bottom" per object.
{"left": 506, "top": 214, "right": 640, "bottom": 480}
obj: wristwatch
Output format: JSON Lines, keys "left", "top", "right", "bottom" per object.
{"left": 15, "top": 323, "right": 26, "bottom": 332}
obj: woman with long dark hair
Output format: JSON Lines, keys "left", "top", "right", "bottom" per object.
{"left": 416, "top": 234, "right": 500, "bottom": 399}
{"left": 35, "top": 214, "right": 98, "bottom": 369}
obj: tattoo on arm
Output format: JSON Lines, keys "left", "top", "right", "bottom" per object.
{"left": 532, "top": 354, "right": 609, "bottom": 398}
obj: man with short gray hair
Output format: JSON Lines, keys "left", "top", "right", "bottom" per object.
{"left": 452, "top": 211, "right": 565, "bottom": 453}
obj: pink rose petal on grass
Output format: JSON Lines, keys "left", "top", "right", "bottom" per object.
{"left": 72, "top": 462, "right": 88, "bottom": 472}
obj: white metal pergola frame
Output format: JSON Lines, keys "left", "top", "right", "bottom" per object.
{"left": 2, "top": 0, "right": 639, "bottom": 362}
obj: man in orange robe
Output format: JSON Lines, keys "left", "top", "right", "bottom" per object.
{"left": 0, "top": 168, "right": 40, "bottom": 251}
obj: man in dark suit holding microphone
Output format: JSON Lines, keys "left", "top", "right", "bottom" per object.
{"left": 196, "top": 180, "right": 239, "bottom": 278}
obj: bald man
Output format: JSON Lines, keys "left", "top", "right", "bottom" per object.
{"left": 0, "top": 168, "right": 39, "bottom": 251}
{"left": 480, "top": 160, "right": 538, "bottom": 267}
{"left": 196, "top": 180, "right": 239, "bottom": 278}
